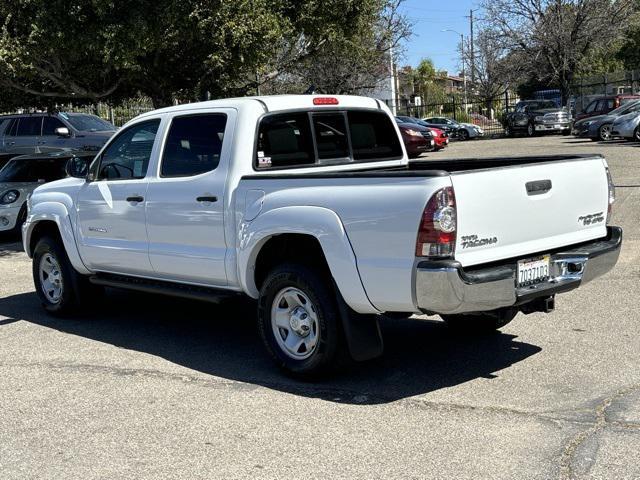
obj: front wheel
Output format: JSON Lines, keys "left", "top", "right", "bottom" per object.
{"left": 634, "top": 126, "right": 640, "bottom": 142}
{"left": 441, "top": 308, "right": 518, "bottom": 334}
{"left": 599, "top": 124, "right": 612, "bottom": 141}
{"left": 504, "top": 125, "right": 513, "bottom": 137}
{"left": 458, "top": 129, "right": 470, "bottom": 140}
{"left": 33, "top": 235, "right": 102, "bottom": 316}
{"left": 527, "top": 123, "right": 536, "bottom": 137}
{"left": 258, "top": 263, "right": 345, "bottom": 376}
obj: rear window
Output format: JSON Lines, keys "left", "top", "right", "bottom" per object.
{"left": 255, "top": 110, "right": 401, "bottom": 169}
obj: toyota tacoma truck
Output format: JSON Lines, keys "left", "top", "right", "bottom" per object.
{"left": 23, "top": 95, "right": 622, "bottom": 376}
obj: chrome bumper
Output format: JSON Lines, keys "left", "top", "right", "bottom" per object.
{"left": 415, "top": 226, "right": 622, "bottom": 315}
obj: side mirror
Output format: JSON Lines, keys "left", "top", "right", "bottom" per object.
{"left": 55, "top": 127, "right": 71, "bottom": 137}
{"left": 65, "top": 156, "right": 89, "bottom": 179}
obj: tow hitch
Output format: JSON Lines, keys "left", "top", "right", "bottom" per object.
{"left": 521, "top": 295, "right": 555, "bottom": 315}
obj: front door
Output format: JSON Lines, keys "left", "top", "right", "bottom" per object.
{"left": 76, "top": 119, "right": 161, "bottom": 276}
{"left": 145, "top": 111, "right": 233, "bottom": 286}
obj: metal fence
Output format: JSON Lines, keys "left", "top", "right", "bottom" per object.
{"left": 400, "top": 94, "right": 519, "bottom": 137}
{"left": 65, "top": 98, "right": 155, "bottom": 127}
{"left": 570, "top": 69, "right": 640, "bottom": 113}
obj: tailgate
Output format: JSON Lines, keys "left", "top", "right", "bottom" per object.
{"left": 452, "top": 157, "right": 609, "bottom": 267}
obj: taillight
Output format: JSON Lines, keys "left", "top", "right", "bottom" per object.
{"left": 416, "top": 186, "right": 457, "bottom": 257}
{"left": 603, "top": 160, "right": 615, "bottom": 224}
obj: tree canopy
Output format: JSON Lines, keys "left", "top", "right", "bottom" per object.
{"left": 0, "top": 0, "right": 405, "bottom": 109}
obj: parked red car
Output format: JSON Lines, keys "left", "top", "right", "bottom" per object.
{"left": 395, "top": 120, "right": 434, "bottom": 158}
{"left": 429, "top": 127, "right": 449, "bottom": 150}
{"left": 575, "top": 95, "right": 640, "bottom": 121}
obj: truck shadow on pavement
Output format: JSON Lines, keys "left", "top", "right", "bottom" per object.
{"left": 0, "top": 289, "right": 541, "bottom": 405}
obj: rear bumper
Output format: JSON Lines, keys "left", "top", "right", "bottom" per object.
{"left": 415, "top": 226, "right": 622, "bottom": 315}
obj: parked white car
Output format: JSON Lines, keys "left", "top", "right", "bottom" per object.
{"left": 611, "top": 111, "right": 640, "bottom": 141}
{"left": 23, "top": 95, "right": 622, "bottom": 376}
{"left": 0, "top": 152, "right": 92, "bottom": 235}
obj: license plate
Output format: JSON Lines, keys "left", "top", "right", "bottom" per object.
{"left": 517, "top": 255, "right": 550, "bottom": 287}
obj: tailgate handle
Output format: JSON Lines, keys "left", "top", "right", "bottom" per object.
{"left": 526, "top": 180, "right": 552, "bottom": 196}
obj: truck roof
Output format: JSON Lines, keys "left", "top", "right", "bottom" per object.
{"left": 136, "top": 94, "right": 384, "bottom": 119}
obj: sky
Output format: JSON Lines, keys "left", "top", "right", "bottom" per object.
{"left": 399, "top": 0, "right": 482, "bottom": 75}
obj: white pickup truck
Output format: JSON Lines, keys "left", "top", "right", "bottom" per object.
{"left": 23, "top": 95, "right": 622, "bottom": 376}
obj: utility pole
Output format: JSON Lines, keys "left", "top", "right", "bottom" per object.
{"left": 469, "top": 9, "right": 475, "bottom": 85}
{"left": 442, "top": 29, "right": 467, "bottom": 106}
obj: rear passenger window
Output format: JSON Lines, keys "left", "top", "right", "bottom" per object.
{"left": 5, "top": 119, "right": 18, "bottom": 136}
{"left": 256, "top": 113, "right": 314, "bottom": 168}
{"left": 16, "top": 117, "right": 42, "bottom": 136}
{"left": 161, "top": 114, "right": 227, "bottom": 177}
{"left": 347, "top": 111, "right": 402, "bottom": 160}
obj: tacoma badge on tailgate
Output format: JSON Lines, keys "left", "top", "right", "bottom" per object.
{"left": 461, "top": 234, "right": 498, "bottom": 249}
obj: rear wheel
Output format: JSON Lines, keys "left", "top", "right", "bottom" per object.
{"left": 441, "top": 308, "right": 518, "bottom": 334}
{"left": 459, "top": 129, "right": 470, "bottom": 141}
{"left": 598, "top": 124, "right": 612, "bottom": 141}
{"left": 33, "top": 235, "right": 102, "bottom": 316}
{"left": 258, "top": 263, "right": 345, "bottom": 376}
{"left": 634, "top": 126, "right": 640, "bottom": 142}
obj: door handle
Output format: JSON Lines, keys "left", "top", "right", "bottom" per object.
{"left": 196, "top": 196, "right": 218, "bottom": 203}
{"left": 126, "top": 195, "right": 144, "bottom": 203}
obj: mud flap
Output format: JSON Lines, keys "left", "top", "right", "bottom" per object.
{"left": 335, "top": 288, "right": 384, "bottom": 362}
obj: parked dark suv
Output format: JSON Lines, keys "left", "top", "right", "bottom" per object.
{"left": 0, "top": 112, "right": 116, "bottom": 156}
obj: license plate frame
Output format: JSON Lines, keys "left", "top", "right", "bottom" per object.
{"left": 517, "top": 255, "right": 551, "bottom": 288}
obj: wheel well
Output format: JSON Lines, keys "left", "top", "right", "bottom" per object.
{"left": 29, "top": 220, "right": 61, "bottom": 254}
{"left": 254, "top": 234, "right": 330, "bottom": 291}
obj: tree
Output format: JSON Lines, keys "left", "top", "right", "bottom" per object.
{"left": 481, "top": 0, "right": 635, "bottom": 103}
{"left": 0, "top": 0, "right": 395, "bottom": 109}
{"left": 258, "top": 0, "right": 412, "bottom": 96}
{"left": 412, "top": 59, "right": 447, "bottom": 104}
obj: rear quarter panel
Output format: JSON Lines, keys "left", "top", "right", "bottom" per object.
{"left": 236, "top": 176, "right": 451, "bottom": 312}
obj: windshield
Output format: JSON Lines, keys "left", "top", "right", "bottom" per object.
{"left": 0, "top": 158, "right": 68, "bottom": 182}
{"left": 526, "top": 101, "right": 556, "bottom": 110}
{"left": 609, "top": 100, "right": 640, "bottom": 116}
{"left": 61, "top": 113, "right": 115, "bottom": 132}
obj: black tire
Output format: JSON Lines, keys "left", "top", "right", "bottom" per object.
{"left": 527, "top": 123, "right": 536, "bottom": 137}
{"left": 634, "top": 126, "right": 640, "bottom": 142}
{"left": 441, "top": 308, "right": 518, "bottom": 334}
{"left": 32, "top": 235, "right": 102, "bottom": 316}
{"left": 598, "top": 124, "right": 612, "bottom": 142}
{"left": 459, "top": 129, "right": 470, "bottom": 140}
{"left": 11, "top": 203, "right": 27, "bottom": 238}
{"left": 257, "top": 263, "right": 345, "bottom": 377}
{"left": 504, "top": 125, "right": 513, "bottom": 137}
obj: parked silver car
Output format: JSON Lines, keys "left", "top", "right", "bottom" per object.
{"left": 0, "top": 112, "right": 115, "bottom": 156}
{"left": 0, "top": 152, "right": 93, "bottom": 235}
{"left": 611, "top": 111, "right": 640, "bottom": 141}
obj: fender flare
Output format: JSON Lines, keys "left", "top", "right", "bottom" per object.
{"left": 24, "top": 201, "right": 90, "bottom": 275}
{"left": 237, "top": 206, "right": 379, "bottom": 314}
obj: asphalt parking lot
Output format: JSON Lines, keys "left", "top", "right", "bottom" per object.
{"left": 1, "top": 135, "right": 638, "bottom": 479}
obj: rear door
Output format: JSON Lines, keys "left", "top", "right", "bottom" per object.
{"left": 451, "top": 157, "right": 609, "bottom": 267}
{"left": 11, "top": 117, "right": 43, "bottom": 154}
{"left": 145, "top": 110, "right": 234, "bottom": 286}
